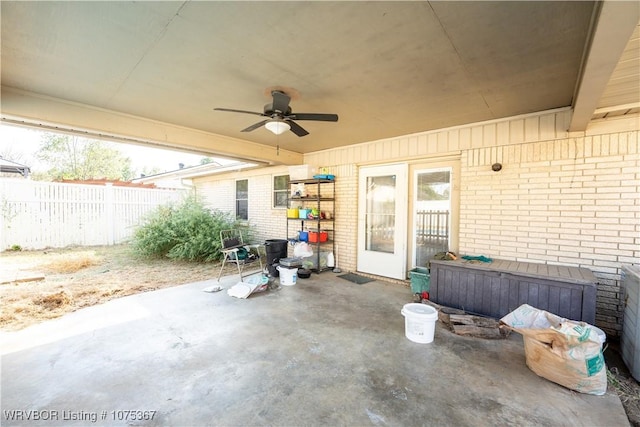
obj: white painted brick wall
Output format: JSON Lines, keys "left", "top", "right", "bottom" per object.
{"left": 195, "top": 169, "right": 288, "bottom": 246}
{"left": 196, "top": 110, "right": 639, "bottom": 337}
{"left": 197, "top": 178, "right": 234, "bottom": 213}
{"left": 460, "top": 134, "right": 639, "bottom": 335}
{"left": 331, "top": 164, "right": 357, "bottom": 272}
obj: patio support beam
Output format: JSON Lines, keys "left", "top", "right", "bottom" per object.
{"left": 0, "top": 86, "right": 302, "bottom": 166}
{"left": 569, "top": 1, "right": 639, "bottom": 132}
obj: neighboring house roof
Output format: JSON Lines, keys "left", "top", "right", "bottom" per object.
{"left": 132, "top": 161, "right": 258, "bottom": 186}
{"left": 0, "top": 157, "right": 30, "bottom": 177}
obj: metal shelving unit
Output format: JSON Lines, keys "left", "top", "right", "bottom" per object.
{"left": 286, "top": 178, "right": 335, "bottom": 273}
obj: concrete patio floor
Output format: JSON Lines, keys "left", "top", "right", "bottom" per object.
{"left": 1, "top": 271, "right": 630, "bottom": 426}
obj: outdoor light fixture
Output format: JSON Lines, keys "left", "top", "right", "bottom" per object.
{"left": 265, "top": 120, "right": 290, "bottom": 135}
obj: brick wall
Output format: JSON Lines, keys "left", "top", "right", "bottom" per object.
{"left": 197, "top": 177, "right": 234, "bottom": 213}
{"left": 329, "top": 164, "right": 358, "bottom": 272}
{"left": 195, "top": 110, "right": 639, "bottom": 337}
{"left": 195, "top": 167, "right": 289, "bottom": 246}
{"left": 460, "top": 134, "right": 640, "bottom": 336}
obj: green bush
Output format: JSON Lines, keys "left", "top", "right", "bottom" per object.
{"left": 132, "top": 195, "right": 251, "bottom": 261}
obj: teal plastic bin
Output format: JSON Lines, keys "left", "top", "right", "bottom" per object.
{"left": 409, "top": 267, "right": 430, "bottom": 294}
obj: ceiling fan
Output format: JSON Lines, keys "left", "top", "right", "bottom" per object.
{"left": 214, "top": 90, "right": 338, "bottom": 137}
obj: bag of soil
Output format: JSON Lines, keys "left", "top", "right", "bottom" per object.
{"left": 501, "top": 304, "right": 606, "bottom": 395}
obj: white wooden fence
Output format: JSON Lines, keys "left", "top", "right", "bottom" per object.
{"left": 0, "top": 178, "right": 186, "bottom": 251}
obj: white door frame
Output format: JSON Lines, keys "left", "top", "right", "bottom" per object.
{"left": 410, "top": 166, "right": 453, "bottom": 270}
{"left": 357, "top": 163, "right": 408, "bottom": 280}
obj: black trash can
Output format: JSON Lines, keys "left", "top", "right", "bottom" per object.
{"left": 265, "top": 239, "right": 288, "bottom": 277}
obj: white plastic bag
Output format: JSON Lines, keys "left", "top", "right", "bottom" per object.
{"left": 293, "top": 242, "right": 313, "bottom": 258}
{"left": 291, "top": 183, "right": 307, "bottom": 197}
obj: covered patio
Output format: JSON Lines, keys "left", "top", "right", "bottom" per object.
{"left": 1, "top": 2, "right": 638, "bottom": 425}
{"left": 1, "top": 273, "right": 629, "bottom": 426}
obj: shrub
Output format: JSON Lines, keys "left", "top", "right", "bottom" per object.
{"left": 132, "top": 196, "right": 251, "bottom": 261}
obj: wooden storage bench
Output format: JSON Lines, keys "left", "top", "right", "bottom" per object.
{"left": 429, "top": 259, "right": 597, "bottom": 323}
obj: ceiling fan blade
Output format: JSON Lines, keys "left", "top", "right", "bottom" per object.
{"left": 214, "top": 108, "right": 266, "bottom": 117}
{"left": 241, "top": 119, "right": 269, "bottom": 132}
{"left": 290, "top": 113, "right": 338, "bottom": 122}
{"left": 288, "top": 120, "right": 309, "bottom": 137}
{"left": 271, "top": 91, "right": 291, "bottom": 114}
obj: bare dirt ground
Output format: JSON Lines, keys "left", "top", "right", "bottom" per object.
{"left": 0, "top": 245, "right": 638, "bottom": 425}
{"left": 0, "top": 245, "right": 223, "bottom": 331}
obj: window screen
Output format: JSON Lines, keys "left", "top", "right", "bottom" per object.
{"left": 236, "top": 179, "right": 248, "bottom": 220}
{"left": 273, "top": 175, "right": 289, "bottom": 208}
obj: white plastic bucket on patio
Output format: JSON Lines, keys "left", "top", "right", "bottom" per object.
{"left": 277, "top": 266, "right": 297, "bottom": 286}
{"left": 401, "top": 303, "right": 438, "bottom": 343}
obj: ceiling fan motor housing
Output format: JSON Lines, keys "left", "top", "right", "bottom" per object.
{"left": 214, "top": 88, "right": 337, "bottom": 137}
{"left": 264, "top": 103, "right": 292, "bottom": 117}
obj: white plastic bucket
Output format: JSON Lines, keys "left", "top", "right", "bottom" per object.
{"left": 401, "top": 303, "right": 438, "bottom": 344}
{"left": 277, "top": 266, "right": 297, "bottom": 286}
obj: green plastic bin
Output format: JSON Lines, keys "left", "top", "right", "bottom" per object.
{"left": 409, "top": 267, "right": 430, "bottom": 294}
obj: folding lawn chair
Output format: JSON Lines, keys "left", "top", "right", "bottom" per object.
{"left": 216, "top": 229, "right": 264, "bottom": 282}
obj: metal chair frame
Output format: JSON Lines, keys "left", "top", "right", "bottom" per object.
{"left": 216, "top": 229, "right": 264, "bottom": 281}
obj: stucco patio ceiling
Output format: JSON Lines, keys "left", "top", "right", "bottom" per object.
{"left": 1, "top": 1, "right": 638, "bottom": 165}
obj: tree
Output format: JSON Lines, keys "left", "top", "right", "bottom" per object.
{"left": 0, "top": 146, "right": 28, "bottom": 165}
{"left": 139, "top": 165, "right": 164, "bottom": 178}
{"left": 36, "top": 134, "right": 134, "bottom": 181}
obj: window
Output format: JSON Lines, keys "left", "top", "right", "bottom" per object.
{"left": 236, "top": 179, "right": 248, "bottom": 220}
{"left": 273, "top": 175, "right": 290, "bottom": 208}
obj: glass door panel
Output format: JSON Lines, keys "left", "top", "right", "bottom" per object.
{"left": 365, "top": 175, "right": 396, "bottom": 253}
{"left": 414, "top": 169, "right": 451, "bottom": 268}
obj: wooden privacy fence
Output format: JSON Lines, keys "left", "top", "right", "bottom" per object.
{"left": 0, "top": 179, "right": 186, "bottom": 251}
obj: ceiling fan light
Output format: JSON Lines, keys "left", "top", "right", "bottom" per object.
{"left": 265, "top": 120, "right": 290, "bottom": 135}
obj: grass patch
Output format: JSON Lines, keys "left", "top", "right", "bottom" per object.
{"left": 34, "top": 290, "right": 73, "bottom": 309}
{"left": 608, "top": 368, "right": 640, "bottom": 427}
{"left": 45, "top": 253, "right": 101, "bottom": 274}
